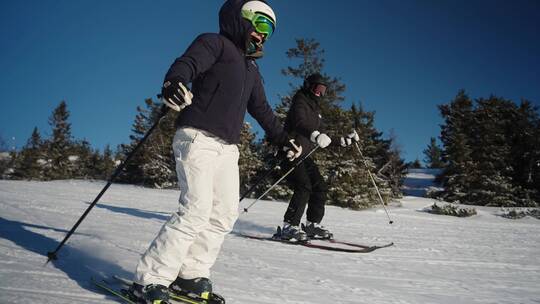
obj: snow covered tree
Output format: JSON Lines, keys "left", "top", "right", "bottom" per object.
{"left": 70, "top": 139, "right": 94, "bottom": 179}
{"left": 238, "top": 122, "right": 264, "bottom": 196}
{"left": 423, "top": 137, "right": 444, "bottom": 168}
{"left": 95, "top": 145, "right": 116, "bottom": 180}
{"left": 378, "top": 130, "right": 407, "bottom": 197}
{"left": 118, "top": 99, "right": 177, "bottom": 188}
{"left": 11, "top": 127, "right": 45, "bottom": 179}
{"left": 437, "top": 92, "right": 539, "bottom": 206}
{"left": 0, "top": 136, "right": 10, "bottom": 179}
{"left": 117, "top": 103, "right": 151, "bottom": 184}
{"left": 509, "top": 100, "right": 540, "bottom": 203}
{"left": 43, "top": 101, "right": 75, "bottom": 180}
{"left": 437, "top": 90, "right": 476, "bottom": 203}
{"left": 0, "top": 136, "right": 7, "bottom": 152}
{"left": 466, "top": 96, "right": 516, "bottom": 206}
{"left": 141, "top": 100, "right": 177, "bottom": 188}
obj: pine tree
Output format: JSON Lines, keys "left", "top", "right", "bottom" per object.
{"left": 96, "top": 145, "right": 116, "bottom": 180}
{"left": 438, "top": 90, "right": 475, "bottom": 203}
{"left": 137, "top": 99, "right": 177, "bottom": 188}
{"left": 71, "top": 139, "right": 94, "bottom": 179}
{"left": 0, "top": 136, "right": 10, "bottom": 179}
{"left": 409, "top": 159, "right": 422, "bottom": 169}
{"left": 468, "top": 96, "right": 519, "bottom": 206}
{"left": 423, "top": 137, "right": 445, "bottom": 168}
{"left": 44, "top": 101, "right": 74, "bottom": 180}
{"left": 510, "top": 100, "right": 540, "bottom": 204}
{"left": 0, "top": 135, "right": 7, "bottom": 152}
{"left": 118, "top": 99, "right": 177, "bottom": 188}
{"left": 117, "top": 103, "right": 150, "bottom": 185}
{"left": 12, "top": 127, "right": 45, "bottom": 179}
{"left": 238, "top": 122, "right": 264, "bottom": 196}
{"left": 437, "top": 91, "right": 539, "bottom": 206}
{"left": 378, "top": 130, "right": 407, "bottom": 197}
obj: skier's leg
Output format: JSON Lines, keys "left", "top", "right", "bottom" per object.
{"left": 134, "top": 128, "right": 218, "bottom": 287}
{"left": 283, "top": 162, "right": 312, "bottom": 226}
{"left": 305, "top": 159, "right": 328, "bottom": 224}
{"left": 177, "top": 142, "right": 240, "bottom": 280}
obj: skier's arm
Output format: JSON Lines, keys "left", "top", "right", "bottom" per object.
{"left": 290, "top": 96, "right": 331, "bottom": 149}
{"left": 248, "top": 81, "right": 302, "bottom": 160}
{"left": 247, "top": 75, "right": 288, "bottom": 146}
{"left": 164, "top": 34, "right": 224, "bottom": 85}
{"left": 161, "top": 34, "right": 223, "bottom": 111}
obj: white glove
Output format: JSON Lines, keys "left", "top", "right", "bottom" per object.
{"left": 161, "top": 80, "right": 193, "bottom": 111}
{"left": 340, "top": 129, "right": 360, "bottom": 147}
{"left": 283, "top": 139, "right": 303, "bottom": 161}
{"left": 310, "top": 130, "right": 332, "bottom": 148}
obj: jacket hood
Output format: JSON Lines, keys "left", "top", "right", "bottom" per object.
{"left": 219, "top": 0, "right": 262, "bottom": 50}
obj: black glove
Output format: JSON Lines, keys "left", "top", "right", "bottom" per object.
{"left": 161, "top": 80, "right": 193, "bottom": 111}
{"left": 282, "top": 139, "right": 302, "bottom": 161}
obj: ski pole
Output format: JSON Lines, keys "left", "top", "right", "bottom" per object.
{"left": 354, "top": 142, "right": 394, "bottom": 224}
{"left": 46, "top": 104, "right": 170, "bottom": 264}
{"left": 243, "top": 146, "right": 319, "bottom": 213}
{"left": 240, "top": 158, "right": 286, "bottom": 202}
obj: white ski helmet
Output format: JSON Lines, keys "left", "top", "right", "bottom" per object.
{"left": 241, "top": 1, "right": 277, "bottom": 40}
{"left": 241, "top": 1, "right": 276, "bottom": 25}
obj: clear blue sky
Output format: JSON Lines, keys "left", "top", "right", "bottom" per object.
{"left": 1, "top": 0, "right": 539, "bottom": 162}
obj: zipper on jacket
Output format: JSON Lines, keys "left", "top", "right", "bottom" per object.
{"left": 240, "top": 59, "right": 250, "bottom": 102}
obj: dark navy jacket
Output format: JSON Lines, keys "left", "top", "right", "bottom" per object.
{"left": 163, "top": 0, "right": 287, "bottom": 145}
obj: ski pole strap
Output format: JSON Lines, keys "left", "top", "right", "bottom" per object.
{"left": 243, "top": 146, "right": 319, "bottom": 213}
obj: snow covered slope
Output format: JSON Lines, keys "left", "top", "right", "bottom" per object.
{"left": 1, "top": 179, "right": 539, "bottom": 303}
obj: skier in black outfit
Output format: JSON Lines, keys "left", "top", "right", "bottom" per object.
{"left": 129, "top": 1, "right": 302, "bottom": 303}
{"left": 278, "top": 73, "right": 360, "bottom": 241}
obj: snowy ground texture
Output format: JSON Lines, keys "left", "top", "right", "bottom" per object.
{"left": 1, "top": 170, "right": 539, "bottom": 304}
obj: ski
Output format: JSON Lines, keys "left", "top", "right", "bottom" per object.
{"left": 327, "top": 238, "right": 394, "bottom": 249}
{"left": 112, "top": 276, "right": 225, "bottom": 304}
{"left": 238, "top": 233, "right": 393, "bottom": 253}
{"left": 91, "top": 277, "right": 137, "bottom": 304}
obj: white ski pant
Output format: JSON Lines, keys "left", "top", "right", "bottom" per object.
{"left": 135, "top": 127, "right": 239, "bottom": 286}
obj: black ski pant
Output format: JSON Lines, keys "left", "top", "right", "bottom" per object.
{"left": 283, "top": 157, "right": 328, "bottom": 226}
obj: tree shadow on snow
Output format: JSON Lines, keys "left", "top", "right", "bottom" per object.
{"left": 0, "top": 217, "right": 133, "bottom": 299}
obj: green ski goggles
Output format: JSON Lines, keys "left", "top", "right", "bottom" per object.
{"left": 241, "top": 11, "right": 275, "bottom": 40}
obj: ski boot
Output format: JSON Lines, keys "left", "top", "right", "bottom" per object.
{"left": 302, "top": 222, "right": 333, "bottom": 239}
{"left": 169, "top": 277, "right": 225, "bottom": 304}
{"left": 128, "top": 282, "right": 170, "bottom": 304}
{"left": 274, "top": 223, "right": 308, "bottom": 242}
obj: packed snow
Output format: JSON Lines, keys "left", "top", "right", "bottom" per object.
{"left": 1, "top": 170, "right": 539, "bottom": 303}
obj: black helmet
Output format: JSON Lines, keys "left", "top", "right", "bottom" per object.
{"left": 303, "top": 73, "right": 327, "bottom": 97}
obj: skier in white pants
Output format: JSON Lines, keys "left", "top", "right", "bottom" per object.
{"left": 130, "top": 1, "right": 302, "bottom": 303}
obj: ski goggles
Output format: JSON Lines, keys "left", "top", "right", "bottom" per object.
{"left": 241, "top": 11, "right": 275, "bottom": 40}
{"left": 312, "top": 84, "right": 327, "bottom": 97}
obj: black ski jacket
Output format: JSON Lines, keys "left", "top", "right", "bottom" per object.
{"left": 163, "top": 0, "right": 287, "bottom": 145}
{"left": 284, "top": 88, "right": 344, "bottom": 157}
{"left": 284, "top": 89, "right": 327, "bottom": 157}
